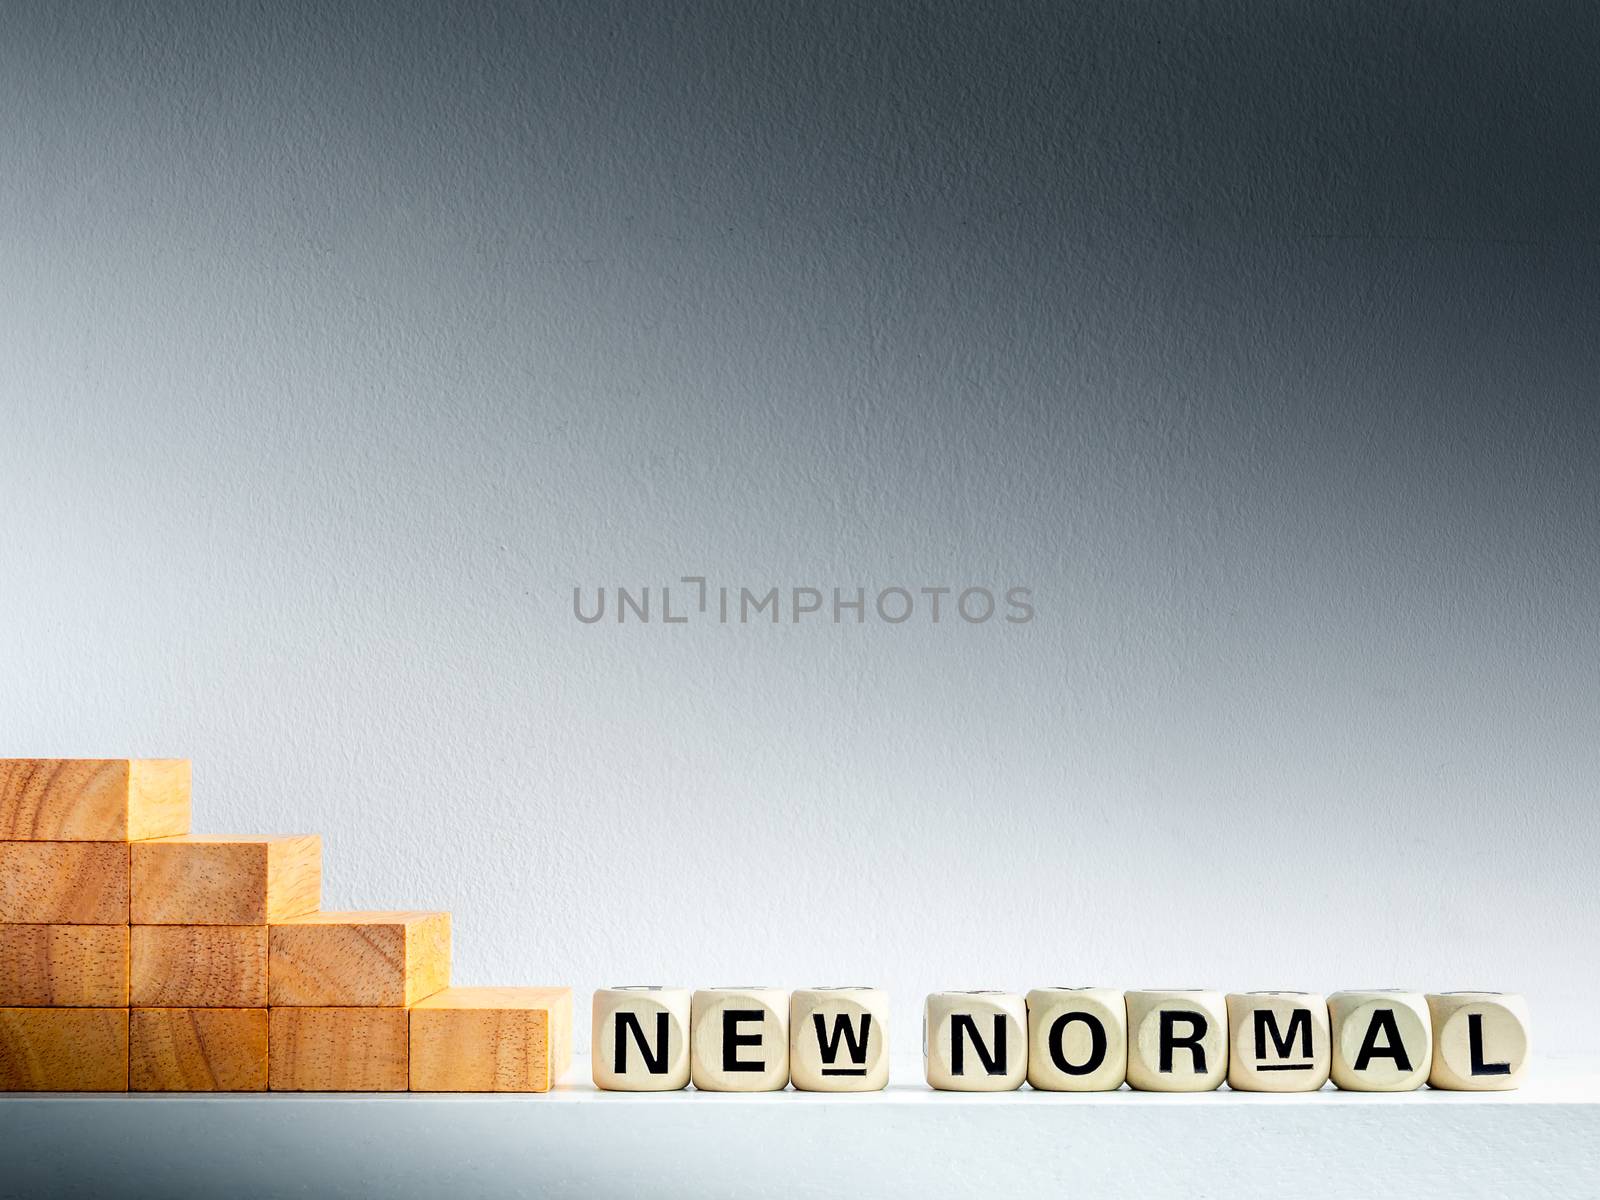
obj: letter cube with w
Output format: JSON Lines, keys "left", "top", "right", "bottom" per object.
{"left": 790, "top": 988, "right": 889, "bottom": 1091}
{"left": 924, "top": 992, "right": 1026, "bottom": 1091}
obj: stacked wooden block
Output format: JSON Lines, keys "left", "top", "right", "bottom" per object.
{"left": 0, "top": 759, "right": 571, "bottom": 1092}
{"left": 592, "top": 986, "right": 1530, "bottom": 1093}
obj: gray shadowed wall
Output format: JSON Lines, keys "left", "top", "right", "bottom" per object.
{"left": 2, "top": 0, "right": 1596, "bottom": 1053}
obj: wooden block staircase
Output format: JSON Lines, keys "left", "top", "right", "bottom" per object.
{"left": 0, "top": 758, "right": 572, "bottom": 1092}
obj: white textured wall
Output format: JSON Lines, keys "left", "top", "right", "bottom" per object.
{"left": 2, "top": 2, "right": 1597, "bottom": 1053}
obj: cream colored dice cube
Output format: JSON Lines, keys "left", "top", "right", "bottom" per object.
{"left": 1025, "top": 987, "right": 1127, "bottom": 1091}
{"left": 790, "top": 987, "right": 889, "bottom": 1092}
{"left": 690, "top": 987, "right": 789, "bottom": 1091}
{"left": 1426, "top": 992, "right": 1530, "bottom": 1091}
{"left": 1126, "top": 989, "right": 1227, "bottom": 1092}
{"left": 1329, "top": 990, "right": 1432, "bottom": 1091}
{"left": 592, "top": 986, "right": 691, "bottom": 1091}
{"left": 924, "top": 991, "right": 1026, "bottom": 1091}
{"left": 1225, "top": 992, "right": 1330, "bottom": 1091}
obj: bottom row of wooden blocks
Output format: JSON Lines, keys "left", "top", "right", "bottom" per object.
{"left": 0, "top": 987, "right": 572, "bottom": 1092}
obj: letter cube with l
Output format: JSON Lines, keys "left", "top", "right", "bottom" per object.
{"left": 789, "top": 987, "right": 889, "bottom": 1091}
{"left": 1426, "top": 992, "right": 1529, "bottom": 1091}
{"left": 1025, "top": 987, "right": 1127, "bottom": 1091}
{"left": 690, "top": 987, "right": 789, "bottom": 1091}
{"left": 1126, "top": 989, "right": 1227, "bottom": 1091}
{"left": 1329, "top": 990, "right": 1431, "bottom": 1091}
{"left": 924, "top": 991, "right": 1026, "bottom": 1091}
{"left": 1225, "top": 992, "right": 1330, "bottom": 1091}
{"left": 592, "top": 986, "right": 691, "bottom": 1091}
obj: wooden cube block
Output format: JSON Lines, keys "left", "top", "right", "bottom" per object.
{"left": 0, "top": 842, "right": 128, "bottom": 923}
{"left": 591, "top": 985, "right": 691, "bottom": 1091}
{"left": 0, "top": 1007, "right": 128, "bottom": 1091}
{"left": 1426, "top": 992, "right": 1530, "bottom": 1091}
{"left": 1026, "top": 987, "right": 1127, "bottom": 1091}
{"left": 268, "top": 1006, "right": 409, "bottom": 1091}
{"left": 1225, "top": 992, "right": 1330, "bottom": 1091}
{"left": 1329, "top": 990, "right": 1432, "bottom": 1091}
{"left": 130, "top": 926, "right": 267, "bottom": 1008}
{"left": 131, "top": 1008, "right": 268, "bottom": 1091}
{"left": 410, "top": 986, "right": 574, "bottom": 1092}
{"left": 0, "top": 758, "right": 190, "bottom": 841}
{"left": 924, "top": 991, "right": 1026, "bottom": 1091}
{"left": 789, "top": 987, "right": 889, "bottom": 1092}
{"left": 269, "top": 911, "right": 450, "bottom": 1006}
{"left": 1126, "top": 989, "right": 1228, "bottom": 1091}
{"left": 131, "top": 834, "right": 320, "bottom": 924}
{"left": 690, "top": 987, "right": 790, "bottom": 1091}
{"left": 0, "top": 924, "right": 128, "bottom": 1006}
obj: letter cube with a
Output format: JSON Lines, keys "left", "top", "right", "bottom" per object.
{"left": 1329, "top": 990, "right": 1431, "bottom": 1091}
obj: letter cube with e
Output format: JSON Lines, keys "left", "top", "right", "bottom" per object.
{"left": 1025, "top": 987, "right": 1127, "bottom": 1091}
{"left": 1126, "top": 989, "right": 1227, "bottom": 1091}
{"left": 1329, "top": 990, "right": 1431, "bottom": 1091}
{"left": 924, "top": 991, "right": 1026, "bottom": 1091}
{"left": 592, "top": 986, "right": 691, "bottom": 1091}
{"left": 690, "top": 987, "right": 789, "bottom": 1091}
{"left": 1426, "top": 992, "right": 1530, "bottom": 1091}
{"left": 790, "top": 987, "right": 889, "bottom": 1091}
{"left": 1225, "top": 992, "right": 1330, "bottom": 1091}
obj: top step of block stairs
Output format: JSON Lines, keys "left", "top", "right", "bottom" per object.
{"left": 0, "top": 759, "right": 572, "bottom": 1093}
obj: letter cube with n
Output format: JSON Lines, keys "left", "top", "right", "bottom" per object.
{"left": 1329, "top": 990, "right": 1431, "bottom": 1091}
{"left": 790, "top": 987, "right": 889, "bottom": 1091}
{"left": 690, "top": 987, "right": 789, "bottom": 1091}
{"left": 1226, "top": 992, "right": 1330, "bottom": 1091}
{"left": 1026, "top": 987, "right": 1127, "bottom": 1091}
{"left": 1426, "top": 992, "right": 1529, "bottom": 1091}
{"left": 924, "top": 991, "right": 1026, "bottom": 1091}
{"left": 1126, "top": 989, "right": 1227, "bottom": 1091}
{"left": 592, "top": 986, "right": 691, "bottom": 1091}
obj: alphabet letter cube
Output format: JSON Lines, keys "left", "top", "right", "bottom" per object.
{"left": 1026, "top": 987, "right": 1127, "bottom": 1091}
{"left": 1225, "top": 992, "right": 1330, "bottom": 1092}
{"left": 269, "top": 911, "right": 450, "bottom": 1006}
{"left": 1329, "top": 990, "right": 1431, "bottom": 1091}
{"left": 0, "top": 1007, "right": 129, "bottom": 1091}
{"left": 131, "top": 1008, "right": 268, "bottom": 1092}
{"left": 131, "top": 834, "right": 321, "bottom": 924}
{"left": 1426, "top": 992, "right": 1529, "bottom": 1091}
{"left": 790, "top": 987, "right": 889, "bottom": 1092}
{"left": 0, "top": 758, "right": 190, "bottom": 841}
{"left": 924, "top": 991, "right": 1026, "bottom": 1091}
{"left": 1126, "top": 989, "right": 1227, "bottom": 1091}
{"left": 409, "top": 986, "right": 573, "bottom": 1092}
{"left": 0, "top": 924, "right": 128, "bottom": 1007}
{"left": 0, "top": 842, "right": 128, "bottom": 923}
{"left": 130, "top": 926, "right": 268, "bottom": 1008}
{"left": 690, "top": 987, "right": 790, "bottom": 1091}
{"left": 592, "top": 986, "right": 691, "bottom": 1091}
{"left": 268, "top": 1006, "right": 409, "bottom": 1091}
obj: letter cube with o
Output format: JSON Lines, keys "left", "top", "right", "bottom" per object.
{"left": 1329, "top": 990, "right": 1432, "bottom": 1091}
{"left": 1225, "top": 992, "right": 1330, "bottom": 1092}
{"left": 1126, "top": 989, "right": 1228, "bottom": 1091}
{"left": 924, "top": 991, "right": 1026, "bottom": 1091}
{"left": 1426, "top": 992, "right": 1529, "bottom": 1091}
{"left": 592, "top": 986, "right": 691, "bottom": 1091}
{"left": 1025, "top": 987, "right": 1127, "bottom": 1091}
{"left": 790, "top": 987, "right": 889, "bottom": 1092}
{"left": 690, "top": 987, "right": 789, "bottom": 1091}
